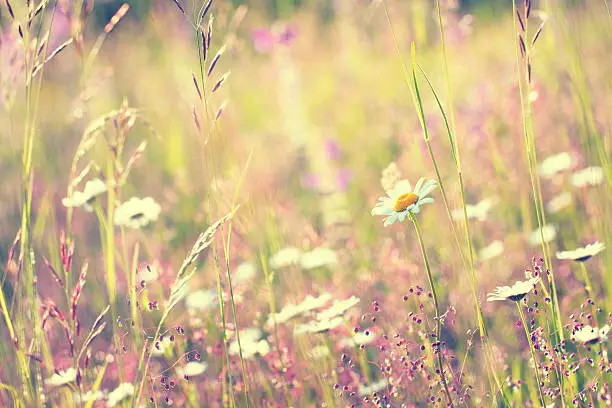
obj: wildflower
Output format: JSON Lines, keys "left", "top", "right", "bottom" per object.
{"left": 528, "top": 224, "right": 556, "bottom": 246}
{"left": 300, "top": 247, "right": 338, "bottom": 269}
{"left": 229, "top": 328, "right": 270, "bottom": 359}
{"left": 235, "top": 261, "right": 257, "bottom": 283}
{"left": 572, "top": 324, "right": 610, "bottom": 345}
{"left": 479, "top": 240, "right": 504, "bottom": 261}
{"left": 538, "top": 152, "right": 573, "bottom": 178}
{"left": 44, "top": 367, "right": 76, "bottom": 387}
{"left": 380, "top": 162, "right": 401, "bottom": 194}
{"left": 114, "top": 197, "right": 161, "bottom": 229}
{"left": 556, "top": 242, "right": 605, "bottom": 262}
{"left": 358, "top": 378, "right": 388, "bottom": 396}
{"left": 341, "top": 331, "right": 377, "bottom": 348}
{"left": 317, "top": 296, "right": 360, "bottom": 320}
{"left": 294, "top": 316, "right": 344, "bottom": 334}
{"left": 176, "top": 361, "right": 208, "bottom": 378}
{"left": 451, "top": 198, "right": 494, "bottom": 222}
{"left": 269, "top": 247, "right": 301, "bottom": 269}
{"left": 267, "top": 293, "right": 332, "bottom": 326}
{"left": 77, "top": 390, "right": 104, "bottom": 403}
{"left": 371, "top": 178, "right": 437, "bottom": 227}
{"left": 185, "top": 289, "right": 217, "bottom": 312}
{"left": 107, "top": 383, "right": 134, "bottom": 407}
{"left": 62, "top": 178, "right": 107, "bottom": 212}
{"left": 571, "top": 166, "right": 604, "bottom": 187}
{"left": 547, "top": 192, "right": 572, "bottom": 213}
{"left": 487, "top": 276, "right": 540, "bottom": 302}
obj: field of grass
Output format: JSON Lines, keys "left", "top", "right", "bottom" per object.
{"left": 0, "top": 0, "right": 611, "bottom": 406}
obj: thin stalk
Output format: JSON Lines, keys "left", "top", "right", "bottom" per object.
{"left": 579, "top": 262, "right": 593, "bottom": 300}
{"left": 517, "top": 303, "right": 546, "bottom": 407}
{"left": 411, "top": 215, "right": 454, "bottom": 407}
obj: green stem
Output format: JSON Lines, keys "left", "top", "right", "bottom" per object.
{"left": 517, "top": 303, "right": 546, "bottom": 407}
{"left": 411, "top": 215, "right": 454, "bottom": 407}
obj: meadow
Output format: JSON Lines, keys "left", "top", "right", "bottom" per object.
{"left": 0, "top": 0, "right": 610, "bottom": 406}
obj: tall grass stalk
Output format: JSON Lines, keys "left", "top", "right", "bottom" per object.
{"left": 517, "top": 303, "right": 546, "bottom": 407}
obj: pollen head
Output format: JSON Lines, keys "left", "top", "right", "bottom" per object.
{"left": 393, "top": 192, "right": 418, "bottom": 212}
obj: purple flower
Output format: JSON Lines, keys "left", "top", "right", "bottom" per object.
{"left": 337, "top": 168, "right": 353, "bottom": 191}
{"left": 324, "top": 139, "right": 342, "bottom": 161}
{"left": 251, "top": 28, "right": 274, "bottom": 53}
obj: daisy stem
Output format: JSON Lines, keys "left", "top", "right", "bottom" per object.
{"left": 517, "top": 303, "right": 546, "bottom": 408}
{"left": 411, "top": 215, "right": 454, "bottom": 407}
{"left": 579, "top": 262, "right": 594, "bottom": 300}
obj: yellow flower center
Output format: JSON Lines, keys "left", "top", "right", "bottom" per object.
{"left": 393, "top": 192, "right": 418, "bottom": 212}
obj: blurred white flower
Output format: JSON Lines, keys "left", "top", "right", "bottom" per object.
{"left": 45, "top": 368, "right": 76, "bottom": 387}
{"left": 528, "top": 225, "right": 556, "bottom": 246}
{"left": 341, "top": 331, "right": 377, "bottom": 348}
{"left": 151, "top": 336, "right": 174, "bottom": 357}
{"left": 176, "top": 361, "right": 208, "bottom": 378}
{"left": 78, "top": 390, "right": 104, "bottom": 403}
{"left": 358, "top": 378, "right": 388, "bottom": 396}
{"left": 267, "top": 293, "right": 332, "bottom": 326}
{"left": 539, "top": 152, "right": 573, "bottom": 178}
{"left": 107, "top": 383, "right": 134, "bottom": 407}
{"left": 300, "top": 247, "right": 338, "bottom": 269}
{"left": 371, "top": 178, "right": 437, "bottom": 227}
{"left": 451, "top": 198, "right": 494, "bottom": 222}
{"left": 546, "top": 192, "right": 572, "bottom": 213}
{"left": 270, "top": 247, "right": 302, "bottom": 269}
{"left": 294, "top": 316, "right": 344, "bottom": 334}
{"left": 235, "top": 261, "right": 257, "bottom": 283}
{"left": 229, "top": 328, "right": 270, "bottom": 359}
{"left": 308, "top": 345, "right": 330, "bottom": 359}
{"left": 487, "top": 277, "right": 540, "bottom": 302}
{"left": 381, "top": 162, "right": 401, "bottom": 194}
{"left": 62, "top": 178, "right": 107, "bottom": 212}
{"left": 556, "top": 242, "right": 605, "bottom": 262}
{"left": 572, "top": 324, "right": 609, "bottom": 345}
{"left": 114, "top": 197, "right": 161, "bottom": 229}
{"left": 185, "top": 289, "right": 217, "bottom": 312}
{"left": 478, "top": 240, "right": 504, "bottom": 261}
{"left": 571, "top": 166, "right": 604, "bottom": 188}
{"left": 317, "top": 296, "right": 360, "bottom": 321}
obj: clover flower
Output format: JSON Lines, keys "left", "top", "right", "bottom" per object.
{"left": 487, "top": 276, "right": 540, "bottom": 302}
{"left": 556, "top": 242, "right": 605, "bottom": 262}
{"left": 571, "top": 166, "right": 604, "bottom": 187}
{"left": 538, "top": 152, "right": 573, "bottom": 178}
{"left": 114, "top": 197, "right": 161, "bottom": 229}
{"left": 571, "top": 324, "right": 610, "bottom": 345}
{"left": 371, "top": 178, "right": 437, "bottom": 226}
{"left": 62, "top": 178, "right": 107, "bottom": 212}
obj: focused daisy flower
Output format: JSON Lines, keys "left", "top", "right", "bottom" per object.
{"left": 556, "top": 242, "right": 605, "bottom": 262}
{"left": 62, "top": 178, "right": 107, "bottom": 212}
{"left": 44, "top": 367, "right": 76, "bottom": 387}
{"left": 571, "top": 166, "right": 604, "bottom": 187}
{"left": 358, "top": 378, "right": 389, "bottom": 396}
{"left": 176, "top": 361, "right": 208, "bottom": 378}
{"left": 107, "top": 383, "right": 134, "bottom": 407}
{"left": 341, "top": 331, "right": 377, "bottom": 348}
{"left": 371, "top": 178, "right": 437, "bottom": 227}
{"left": 269, "top": 247, "right": 302, "bottom": 269}
{"left": 451, "top": 198, "right": 494, "bottom": 222}
{"left": 538, "top": 152, "right": 573, "bottom": 178}
{"left": 300, "top": 247, "right": 338, "bottom": 269}
{"left": 114, "top": 197, "right": 161, "bottom": 229}
{"left": 478, "top": 240, "right": 504, "bottom": 261}
{"left": 487, "top": 276, "right": 540, "bottom": 302}
{"left": 528, "top": 224, "right": 556, "bottom": 246}
{"left": 185, "top": 289, "right": 217, "bottom": 312}
{"left": 571, "top": 324, "right": 610, "bottom": 345}
{"left": 317, "top": 296, "right": 360, "bottom": 320}
{"left": 546, "top": 192, "right": 572, "bottom": 213}
{"left": 294, "top": 316, "right": 344, "bottom": 334}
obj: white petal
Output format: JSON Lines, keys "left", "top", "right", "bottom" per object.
{"left": 413, "top": 177, "right": 425, "bottom": 195}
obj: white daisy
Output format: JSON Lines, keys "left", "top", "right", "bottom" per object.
{"left": 300, "top": 247, "right": 338, "bottom": 269}
{"left": 44, "top": 367, "right": 77, "bottom": 387}
{"left": 571, "top": 166, "right": 604, "bottom": 188}
{"left": 267, "top": 293, "right": 332, "bottom": 326}
{"left": 62, "top": 178, "right": 107, "bottom": 212}
{"left": 478, "top": 240, "right": 504, "bottom": 261}
{"left": 317, "top": 296, "right": 360, "bottom": 321}
{"left": 107, "top": 383, "right": 134, "bottom": 407}
{"left": 185, "top": 289, "right": 217, "bottom": 312}
{"left": 269, "top": 247, "right": 302, "bottom": 269}
{"left": 487, "top": 277, "right": 540, "bottom": 302}
{"left": 539, "top": 152, "right": 573, "bottom": 178}
{"left": 176, "top": 361, "right": 208, "bottom": 378}
{"left": 528, "top": 224, "right": 557, "bottom": 246}
{"left": 572, "top": 324, "right": 610, "bottom": 345}
{"left": 294, "top": 316, "right": 344, "bottom": 334}
{"left": 556, "top": 242, "right": 605, "bottom": 262}
{"left": 358, "top": 378, "right": 389, "bottom": 396}
{"left": 371, "top": 178, "right": 437, "bottom": 227}
{"left": 114, "top": 197, "right": 161, "bottom": 229}
{"left": 547, "top": 192, "right": 572, "bottom": 213}
{"left": 451, "top": 198, "right": 494, "bottom": 222}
